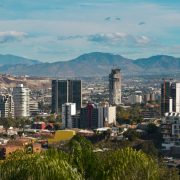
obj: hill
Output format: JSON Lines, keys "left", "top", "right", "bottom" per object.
{"left": 134, "top": 55, "right": 180, "bottom": 74}
{"left": 0, "top": 74, "right": 50, "bottom": 89}
{"left": 0, "top": 52, "right": 180, "bottom": 77}
{"left": 0, "top": 54, "right": 41, "bottom": 66}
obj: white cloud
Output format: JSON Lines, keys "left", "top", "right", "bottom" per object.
{"left": 136, "top": 36, "right": 151, "bottom": 45}
{"left": 88, "top": 32, "right": 151, "bottom": 46}
{"left": 0, "top": 31, "right": 28, "bottom": 43}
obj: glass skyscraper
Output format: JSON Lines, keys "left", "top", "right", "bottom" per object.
{"left": 51, "top": 80, "right": 82, "bottom": 114}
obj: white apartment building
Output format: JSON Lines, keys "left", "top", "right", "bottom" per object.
{"left": 98, "top": 105, "right": 116, "bottom": 128}
{"left": 62, "top": 103, "right": 76, "bottom": 128}
{"left": 13, "top": 84, "right": 30, "bottom": 117}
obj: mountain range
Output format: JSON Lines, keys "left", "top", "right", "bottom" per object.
{"left": 0, "top": 52, "right": 180, "bottom": 77}
{"left": 0, "top": 54, "right": 41, "bottom": 66}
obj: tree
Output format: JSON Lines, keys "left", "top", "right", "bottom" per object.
{"left": 147, "top": 123, "right": 158, "bottom": 134}
{"left": 123, "top": 129, "right": 140, "bottom": 141}
{"left": 0, "top": 117, "right": 14, "bottom": 132}
{"left": 96, "top": 147, "right": 179, "bottom": 180}
{"left": 0, "top": 150, "right": 83, "bottom": 180}
{"left": 68, "top": 135, "right": 98, "bottom": 179}
{"left": 135, "top": 141, "right": 159, "bottom": 157}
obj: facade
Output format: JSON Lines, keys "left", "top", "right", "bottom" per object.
{"left": 62, "top": 103, "right": 76, "bottom": 128}
{"left": 109, "top": 68, "right": 121, "bottom": 105}
{"left": 80, "top": 103, "right": 116, "bottom": 129}
{"left": 51, "top": 80, "right": 82, "bottom": 114}
{"left": 128, "top": 94, "right": 142, "bottom": 104}
{"left": 161, "top": 112, "right": 180, "bottom": 150}
{"left": 29, "top": 100, "right": 39, "bottom": 116}
{"left": 144, "top": 93, "right": 156, "bottom": 103}
{"left": 161, "top": 80, "right": 180, "bottom": 116}
{"left": 13, "top": 84, "right": 30, "bottom": 117}
{"left": 104, "top": 106, "right": 116, "bottom": 125}
{"left": 0, "top": 94, "right": 14, "bottom": 118}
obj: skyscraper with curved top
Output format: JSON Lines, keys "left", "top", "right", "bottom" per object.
{"left": 13, "top": 84, "right": 30, "bottom": 117}
{"left": 109, "top": 68, "right": 121, "bottom": 105}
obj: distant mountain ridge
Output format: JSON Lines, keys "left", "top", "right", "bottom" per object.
{"left": 0, "top": 54, "right": 41, "bottom": 66}
{"left": 0, "top": 52, "right": 180, "bottom": 77}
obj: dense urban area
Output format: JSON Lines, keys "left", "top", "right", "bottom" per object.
{"left": 0, "top": 69, "right": 179, "bottom": 179}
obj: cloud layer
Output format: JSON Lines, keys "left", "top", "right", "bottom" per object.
{"left": 0, "top": 31, "right": 27, "bottom": 43}
{"left": 0, "top": 0, "right": 180, "bottom": 61}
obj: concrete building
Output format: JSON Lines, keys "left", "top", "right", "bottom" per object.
{"left": 29, "top": 100, "right": 39, "bottom": 116}
{"left": 109, "top": 68, "right": 121, "bottom": 105}
{"left": 0, "top": 94, "right": 14, "bottom": 118}
{"left": 52, "top": 80, "right": 82, "bottom": 114}
{"left": 161, "top": 112, "right": 180, "bottom": 151}
{"left": 80, "top": 103, "right": 116, "bottom": 129}
{"left": 128, "top": 94, "right": 142, "bottom": 104}
{"left": 161, "top": 80, "right": 180, "bottom": 116}
{"left": 104, "top": 106, "right": 116, "bottom": 125}
{"left": 62, "top": 103, "right": 76, "bottom": 128}
{"left": 144, "top": 92, "right": 156, "bottom": 103}
{"left": 13, "top": 84, "right": 30, "bottom": 117}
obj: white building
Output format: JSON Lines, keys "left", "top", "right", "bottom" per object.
{"left": 98, "top": 105, "right": 116, "bottom": 128}
{"left": 161, "top": 112, "right": 180, "bottom": 150}
{"left": 62, "top": 103, "right": 76, "bottom": 128}
{"left": 104, "top": 106, "right": 116, "bottom": 125}
{"left": 29, "top": 99, "right": 39, "bottom": 116}
{"left": 128, "top": 94, "right": 142, "bottom": 104}
{"left": 0, "top": 94, "right": 14, "bottom": 118}
{"left": 13, "top": 84, "right": 30, "bottom": 117}
{"left": 175, "top": 83, "right": 180, "bottom": 112}
{"left": 109, "top": 68, "right": 122, "bottom": 105}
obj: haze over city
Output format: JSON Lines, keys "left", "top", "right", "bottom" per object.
{"left": 0, "top": 0, "right": 180, "bottom": 61}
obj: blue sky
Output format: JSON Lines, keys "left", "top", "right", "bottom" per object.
{"left": 0, "top": 0, "right": 180, "bottom": 62}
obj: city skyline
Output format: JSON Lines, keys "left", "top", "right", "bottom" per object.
{"left": 0, "top": 0, "right": 180, "bottom": 62}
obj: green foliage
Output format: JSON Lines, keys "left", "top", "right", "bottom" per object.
{"left": 123, "top": 129, "right": 140, "bottom": 141}
{"left": 0, "top": 117, "right": 14, "bottom": 131}
{"left": 0, "top": 135, "right": 178, "bottom": 180}
{"left": 96, "top": 148, "right": 160, "bottom": 180}
{"left": 135, "top": 141, "right": 159, "bottom": 157}
{"left": 116, "top": 105, "right": 143, "bottom": 124}
{"left": 68, "top": 135, "right": 98, "bottom": 179}
{"left": 0, "top": 150, "right": 83, "bottom": 180}
{"left": 14, "top": 117, "right": 31, "bottom": 130}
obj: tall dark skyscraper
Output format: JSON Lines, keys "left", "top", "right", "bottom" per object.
{"left": 51, "top": 80, "right": 82, "bottom": 114}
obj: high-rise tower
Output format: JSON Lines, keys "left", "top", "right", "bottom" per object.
{"left": 161, "top": 80, "right": 180, "bottom": 116}
{"left": 109, "top": 68, "right": 121, "bottom": 105}
{"left": 51, "top": 80, "right": 82, "bottom": 114}
{"left": 13, "top": 84, "right": 30, "bottom": 117}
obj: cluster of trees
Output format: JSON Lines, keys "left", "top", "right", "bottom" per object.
{"left": 0, "top": 114, "right": 62, "bottom": 132}
{"left": 0, "top": 135, "right": 178, "bottom": 180}
{"left": 0, "top": 117, "right": 31, "bottom": 132}
{"left": 116, "top": 105, "right": 143, "bottom": 124}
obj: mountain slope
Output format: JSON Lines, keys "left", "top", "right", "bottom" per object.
{"left": 0, "top": 53, "right": 180, "bottom": 77}
{"left": 0, "top": 52, "right": 142, "bottom": 77}
{"left": 134, "top": 55, "right": 180, "bottom": 74}
{"left": 0, "top": 54, "right": 41, "bottom": 66}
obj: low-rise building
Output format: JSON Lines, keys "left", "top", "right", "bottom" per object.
{"left": 62, "top": 103, "right": 76, "bottom": 129}
{"left": 0, "top": 94, "right": 14, "bottom": 118}
{"left": 161, "top": 112, "right": 180, "bottom": 151}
